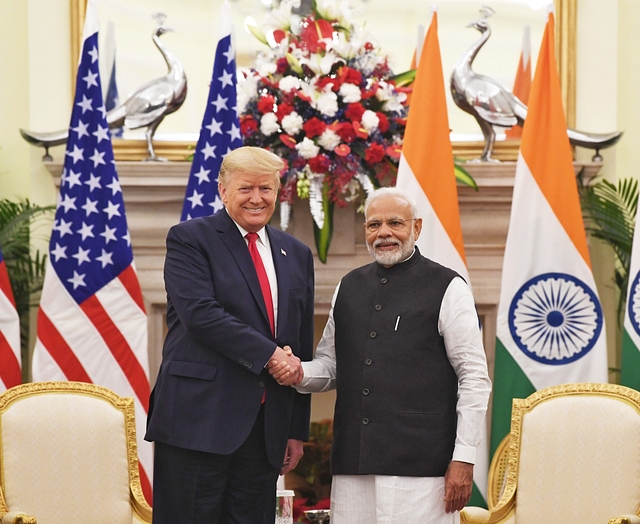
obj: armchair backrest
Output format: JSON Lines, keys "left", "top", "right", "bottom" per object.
{"left": 0, "top": 381, "right": 151, "bottom": 524}
{"left": 497, "top": 383, "right": 640, "bottom": 524}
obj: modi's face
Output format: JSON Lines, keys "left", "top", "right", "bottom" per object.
{"left": 219, "top": 171, "right": 278, "bottom": 232}
{"left": 364, "top": 196, "right": 422, "bottom": 267}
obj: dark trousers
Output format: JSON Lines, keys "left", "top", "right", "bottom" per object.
{"left": 152, "top": 406, "right": 280, "bottom": 524}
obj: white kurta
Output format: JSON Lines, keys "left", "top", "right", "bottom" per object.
{"left": 297, "top": 274, "right": 491, "bottom": 524}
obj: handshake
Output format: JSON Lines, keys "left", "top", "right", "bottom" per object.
{"left": 268, "top": 345, "right": 303, "bottom": 386}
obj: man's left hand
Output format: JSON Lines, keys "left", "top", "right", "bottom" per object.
{"left": 280, "top": 439, "right": 304, "bottom": 475}
{"left": 444, "top": 460, "right": 474, "bottom": 513}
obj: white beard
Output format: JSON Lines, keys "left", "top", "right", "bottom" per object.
{"left": 366, "top": 229, "right": 415, "bottom": 267}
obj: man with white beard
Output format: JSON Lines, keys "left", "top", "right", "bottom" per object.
{"left": 269, "top": 187, "right": 491, "bottom": 524}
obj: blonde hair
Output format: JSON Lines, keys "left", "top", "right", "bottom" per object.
{"left": 364, "top": 187, "right": 418, "bottom": 219}
{"left": 218, "top": 147, "right": 284, "bottom": 187}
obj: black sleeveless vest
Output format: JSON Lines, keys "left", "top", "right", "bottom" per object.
{"left": 331, "top": 248, "right": 459, "bottom": 476}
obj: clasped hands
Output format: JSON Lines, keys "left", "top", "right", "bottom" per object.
{"left": 268, "top": 345, "right": 303, "bottom": 386}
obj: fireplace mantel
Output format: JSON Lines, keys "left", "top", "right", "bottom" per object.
{"left": 45, "top": 160, "right": 603, "bottom": 384}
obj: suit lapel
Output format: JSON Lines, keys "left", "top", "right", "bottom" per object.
{"left": 268, "top": 226, "right": 291, "bottom": 337}
{"left": 216, "top": 212, "right": 272, "bottom": 333}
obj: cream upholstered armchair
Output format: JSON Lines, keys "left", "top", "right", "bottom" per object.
{"left": 462, "top": 383, "right": 640, "bottom": 524}
{"left": 0, "top": 381, "right": 152, "bottom": 524}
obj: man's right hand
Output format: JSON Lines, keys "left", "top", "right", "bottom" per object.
{"left": 268, "top": 345, "right": 303, "bottom": 386}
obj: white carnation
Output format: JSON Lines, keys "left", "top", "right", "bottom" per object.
{"left": 282, "top": 112, "right": 304, "bottom": 136}
{"left": 375, "top": 80, "right": 392, "bottom": 101}
{"left": 382, "top": 92, "right": 407, "bottom": 114}
{"left": 361, "top": 110, "right": 380, "bottom": 132}
{"left": 295, "top": 137, "right": 320, "bottom": 159}
{"left": 260, "top": 112, "right": 280, "bottom": 136}
{"left": 257, "top": 61, "right": 278, "bottom": 77}
{"left": 315, "top": 90, "right": 339, "bottom": 117}
{"left": 279, "top": 75, "right": 301, "bottom": 92}
{"left": 339, "top": 83, "right": 361, "bottom": 103}
{"left": 318, "top": 129, "right": 341, "bottom": 151}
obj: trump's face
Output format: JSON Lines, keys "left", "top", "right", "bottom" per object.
{"left": 219, "top": 171, "right": 278, "bottom": 233}
{"left": 364, "top": 196, "right": 422, "bottom": 267}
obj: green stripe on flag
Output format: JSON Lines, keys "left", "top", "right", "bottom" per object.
{"left": 468, "top": 482, "right": 487, "bottom": 508}
{"left": 490, "top": 338, "right": 535, "bottom": 456}
{"left": 622, "top": 328, "right": 640, "bottom": 391}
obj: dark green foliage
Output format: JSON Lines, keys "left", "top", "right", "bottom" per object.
{"left": 578, "top": 173, "right": 638, "bottom": 324}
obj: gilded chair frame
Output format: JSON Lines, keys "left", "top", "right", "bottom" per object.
{"left": 462, "top": 383, "right": 640, "bottom": 524}
{"left": 0, "top": 381, "right": 152, "bottom": 523}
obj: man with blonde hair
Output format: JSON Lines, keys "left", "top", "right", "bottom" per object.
{"left": 147, "top": 146, "right": 315, "bottom": 523}
{"left": 271, "top": 187, "right": 491, "bottom": 524}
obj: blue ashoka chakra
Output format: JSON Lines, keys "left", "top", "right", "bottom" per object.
{"left": 508, "top": 272, "right": 603, "bottom": 365}
{"left": 628, "top": 270, "right": 640, "bottom": 337}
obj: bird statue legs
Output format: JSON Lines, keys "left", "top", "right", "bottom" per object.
{"left": 474, "top": 118, "right": 500, "bottom": 163}
{"left": 143, "top": 118, "right": 167, "bottom": 162}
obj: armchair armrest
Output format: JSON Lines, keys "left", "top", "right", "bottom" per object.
{"left": 461, "top": 507, "right": 491, "bottom": 523}
{"left": 2, "top": 511, "right": 37, "bottom": 524}
{"left": 609, "top": 516, "right": 640, "bottom": 524}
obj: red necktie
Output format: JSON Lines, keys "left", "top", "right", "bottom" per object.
{"left": 246, "top": 232, "right": 275, "bottom": 336}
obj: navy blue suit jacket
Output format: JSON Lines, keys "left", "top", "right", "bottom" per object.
{"left": 145, "top": 209, "right": 314, "bottom": 468}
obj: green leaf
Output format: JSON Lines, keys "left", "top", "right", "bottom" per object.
{"left": 455, "top": 164, "right": 477, "bottom": 190}
{"left": 285, "top": 52, "right": 304, "bottom": 75}
{"left": 578, "top": 174, "right": 638, "bottom": 324}
{"left": 391, "top": 69, "right": 417, "bottom": 87}
{"left": 313, "top": 182, "right": 334, "bottom": 264}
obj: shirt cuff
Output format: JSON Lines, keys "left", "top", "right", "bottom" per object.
{"left": 452, "top": 444, "right": 476, "bottom": 464}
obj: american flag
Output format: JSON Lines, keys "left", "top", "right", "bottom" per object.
{"left": 31, "top": 0, "right": 152, "bottom": 503}
{"left": 181, "top": 0, "right": 242, "bottom": 221}
{"left": 0, "top": 247, "right": 21, "bottom": 392}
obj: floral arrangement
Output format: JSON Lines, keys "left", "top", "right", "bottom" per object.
{"left": 238, "top": 0, "right": 411, "bottom": 261}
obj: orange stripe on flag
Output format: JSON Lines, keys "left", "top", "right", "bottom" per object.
{"left": 505, "top": 31, "right": 531, "bottom": 139}
{"left": 520, "top": 13, "right": 591, "bottom": 267}
{"left": 401, "top": 13, "right": 466, "bottom": 264}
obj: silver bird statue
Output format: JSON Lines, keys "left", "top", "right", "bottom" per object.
{"left": 450, "top": 6, "right": 622, "bottom": 162}
{"left": 20, "top": 13, "right": 188, "bottom": 162}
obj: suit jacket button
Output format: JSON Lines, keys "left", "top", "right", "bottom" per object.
{"left": 258, "top": 381, "right": 265, "bottom": 388}
{"left": 362, "top": 418, "right": 369, "bottom": 425}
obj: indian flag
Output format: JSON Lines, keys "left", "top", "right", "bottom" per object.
{"left": 395, "top": 9, "right": 489, "bottom": 507}
{"left": 491, "top": 9, "right": 608, "bottom": 456}
{"left": 622, "top": 194, "right": 640, "bottom": 391}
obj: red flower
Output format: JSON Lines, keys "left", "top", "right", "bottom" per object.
{"left": 376, "top": 112, "right": 389, "bottom": 133}
{"left": 386, "top": 144, "right": 402, "bottom": 159}
{"left": 352, "top": 120, "right": 369, "bottom": 139}
{"left": 280, "top": 134, "right": 298, "bottom": 148}
{"left": 316, "top": 76, "right": 339, "bottom": 92}
{"left": 257, "top": 94, "right": 276, "bottom": 114}
{"left": 276, "top": 57, "right": 289, "bottom": 74}
{"left": 272, "top": 29, "right": 286, "bottom": 44}
{"left": 334, "top": 144, "right": 351, "bottom": 156}
{"left": 345, "top": 102, "right": 366, "bottom": 122}
{"left": 334, "top": 122, "right": 356, "bottom": 143}
{"left": 275, "top": 102, "right": 294, "bottom": 121}
{"left": 365, "top": 142, "right": 385, "bottom": 164}
{"left": 303, "top": 117, "right": 327, "bottom": 138}
{"left": 308, "top": 154, "right": 331, "bottom": 174}
{"left": 240, "top": 115, "right": 258, "bottom": 136}
{"left": 300, "top": 18, "right": 334, "bottom": 53}
{"left": 341, "top": 66, "right": 363, "bottom": 86}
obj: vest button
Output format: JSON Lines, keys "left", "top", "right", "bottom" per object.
{"left": 380, "top": 278, "right": 388, "bottom": 284}
{"left": 362, "top": 418, "right": 369, "bottom": 425}
{"left": 374, "top": 304, "right": 382, "bottom": 311}
{"left": 365, "top": 359, "right": 372, "bottom": 365}
{"left": 370, "top": 332, "right": 377, "bottom": 338}
{"left": 363, "top": 388, "right": 370, "bottom": 395}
